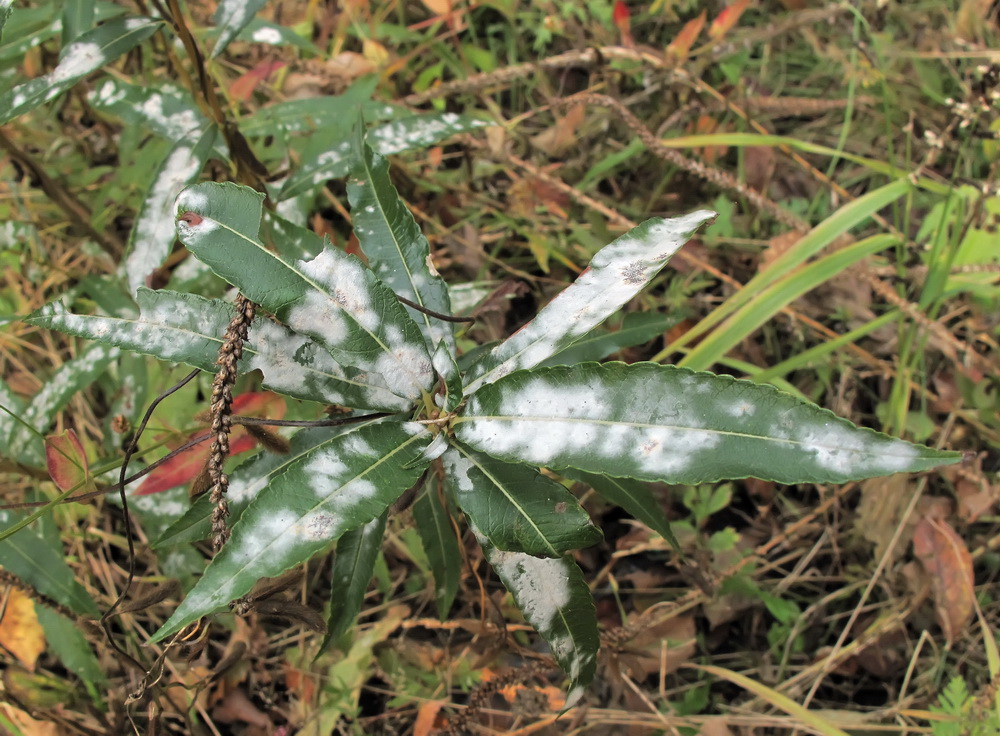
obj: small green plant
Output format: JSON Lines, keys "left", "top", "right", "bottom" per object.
{"left": 930, "top": 676, "right": 1000, "bottom": 736}
{"left": 0, "top": 0, "right": 967, "bottom": 707}
{"left": 27, "top": 127, "right": 962, "bottom": 698}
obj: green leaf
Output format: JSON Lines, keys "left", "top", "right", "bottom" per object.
{"left": 442, "top": 444, "right": 601, "bottom": 557}
{"left": 413, "top": 472, "right": 461, "bottom": 619}
{"left": 35, "top": 607, "right": 106, "bottom": 685}
{"left": 565, "top": 469, "right": 680, "bottom": 553}
{"left": 6, "top": 344, "right": 119, "bottom": 464}
{"left": 125, "top": 125, "right": 217, "bottom": 294}
{"left": 0, "top": 510, "right": 99, "bottom": 616}
{"left": 455, "top": 362, "right": 962, "bottom": 484}
{"left": 88, "top": 79, "right": 209, "bottom": 142}
{"left": 279, "top": 113, "right": 490, "bottom": 201}
{"left": 211, "top": 0, "right": 267, "bottom": 59}
{"left": 231, "top": 18, "right": 318, "bottom": 52}
{"left": 540, "top": 311, "right": 684, "bottom": 368}
{"left": 0, "top": 377, "right": 25, "bottom": 446}
{"left": 322, "top": 511, "right": 386, "bottom": 648}
{"left": 463, "top": 211, "right": 715, "bottom": 394}
{"left": 260, "top": 210, "right": 325, "bottom": 261}
{"left": 0, "top": 1, "right": 14, "bottom": 43}
{"left": 0, "top": 17, "right": 163, "bottom": 125}
{"left": 474, "top": 526, "right": 598, "bottom": 699}
{"left": 175, "top": 182, "right": 435, "bottom": 404}
{"left": 238, "top": 77, "right": 384, "bottom": 137}
{"left": 153, "top": 424, "right": 372, "bottom": 548}
{"left": 150, "top": 420, "right": 432, "bottom": 643}
{"left": 26, "top": 289, "right": 412, "bottom": 411}
{"left": 432, "top": 341, "right": 462, "bottom": 412}
{"left": 349, "top": 128, "right": 456, "bottom": 351}
{"left": 61, "top": 0, "right": 95, "bottom": 44}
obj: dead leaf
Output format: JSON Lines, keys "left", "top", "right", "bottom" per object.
{"left": 421, "top": 0, "right": 453, "bottom": 14}
{"left": 687, "top": 115, "right": 728, "bottom": 163}
{"left": 44, "top": 428, "right": 92, "bottom": 492}
{"left": 698, "top": 717, "right": 735, "bottom": 736}
{"left": 413, "top": 700, "right": 447, "bottom": 736}
{"left": 612, "top": 1, "right": 633, "bottom": 47}
{"left": 362, "top": 39, "right": 390, "bottom": 68}
{"left": 0, "top": 703, "right": 58, "bottom": 736}
{"left": 665, "top": 12, "right": 707, "bottom": 66}
{"left": 0, "top": 588, "right": 45, "bottom": 670}
{"left": 913, "top": 516, "right": 975, "bottom": 644}
{"left": 708, "top": 0, "right": 752, "bottom": 41}
{"left": 611, "top": 614, "right": 696, "bottom": 680}
{"left": 211, "top": 688, "right": 271, "bottom": 728}
{"left": 530, "top": 104, "right": 585, "bottom": 156}
{"left": 230, "top": 60, "right": 286, "bottom": 102}
{"left": 855, "top": 475, "right": 910, "bottom": 564}
{"left": 744, "top": 145, "right": 775, "bottom": 192}
{"left": 758, "top": 230, "right": 805, "bottom": 272}
{"left": 322, "top": 52, "right": 377, "bottom": 85}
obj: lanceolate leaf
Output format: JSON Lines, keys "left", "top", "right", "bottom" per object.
{"left": 474, "top": 526, "right": 598, "bottom": 698}
{"left": 150, "top": 421, "right": 432, "bottom": 643}
{"left": 0, "top": 17, "right": 163, "bottom": 125}
{"left": 0, "top": 378, "right": 25, "bottom": 447}
{"left": 0, "top": 1, "right": 14, "bottom": 43}
{"left": 261, "top": 210, "right": 325, "bottom": 261}
{"left": 540, "top": 311, "right": 685, "bottom": 368}
{"left": 61, "top": 0, "right": 95, "bottom": 44}
{"left": 153, "top": 424, "right": 376, "bottom": 549}
{"left": 323, "top": 512, "right": 387, "bottom": 647}
{"left": 455, "top": 362, "right": 962, "bottom": 485}
{"left": 349, "top": 130, "right": 455, "bottom": 351}
{"left": 0, "top": 511, "right": 99, "bottom": 617}
{"left": 88, "top": 79, "right": 209, "bottom": 142}
{"left": 35, "top": 608, "right": 106, "bottom": 685}
{"left": 7, "top": 344, "right": 120, "bottom": 464}
{"left": 26, "top": 290, "right": 411, "bottom": 411}
{"left": 565, "top": 469, "right": 680, "bottom": 553}
{"left": 211, "top": 0, "right": 267, "bottom": 59}
{"left": 442, "top": 444, "right": 602, "bottom": 557}
{"left": 239, "top": 77, "right": 384, "bottom": 137}
{"left": 279, "top": 113, "right": 490, "bottom": 201}
{"left": 175, "top": 182, "right": 434, "bottom": 403}
{"left": 432, "top": 342, "right": 462, "bottom": 412}
{"left": 126, "top": 125, "right": 217, "bottom": 295}
{"left": 413, "top": 471, "right": 461, "bottom": 619}
{"left": 463, "top": 211, "right": 715, "bottom": 394}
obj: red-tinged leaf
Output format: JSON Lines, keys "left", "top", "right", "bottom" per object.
{"left": 913, "top": 516, "right": 975, "bottom": 644}
{"left": 708, "top": 0, "right": 751, "bottom": 41}
{"left": 232, "top": 391, "right": 287, "bottom": 419}
{"left": 230, "top": 60, "right": 286, "bottom": 102}
{"left": 44, "top": 429, "right": 90, "bottom": 492}
{"left": 666, "top": 11, "right": 706, "bottom": 65}
{"left": 135, "top": 432, "right": 211, "bottom": 496}
{"left": 613, "top": 1, "right": 633, "bottom": 47}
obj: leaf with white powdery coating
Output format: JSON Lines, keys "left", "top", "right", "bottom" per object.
{"left": 153, "top": 424, "right": 378, "bottom": 549}
{"left": 463, "top": 211, "right": 715, "bottom": 394}
{"left": 150, "top": 421, "right": 433, "bottom": 643}
{"left": 88, "top": 79, "right": 209, "bottom": 143}
{"left": 323, "top": 512, "right": 387, "bottom": 648}
{"left": 175, "top": 182, "right": 434, "bottom": 403}
{"left": 443, "top": 444, "right": 602, "bottom": 557}
{"left": 349, "top": 127, "right": 455, "bottom": 351}
{"left": 474, "top": 525, "right": 598, "bottom": 698}
{"left": 279, "top": 113, "right": 490, "bottom": 201}
{"left": 0, "top": 1, "right": 13, "bottom": 43}
{"left": 455, "top": 362, "right": 962, "bottom": 485}
{"left": 126, "top": 125, "right": 217, "bottom": 295}
{"left": 211, "top": 0, "right": 267, "bottom": 59}
{"left": 0, "top": 17, "right": 163, "bottom": 125}
{"left": 26, "top": 289, "right": 411, "bottom": 411}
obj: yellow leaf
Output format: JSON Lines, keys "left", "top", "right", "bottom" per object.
{"left": 0, "top": 589, "right": 46, "bottom": 670}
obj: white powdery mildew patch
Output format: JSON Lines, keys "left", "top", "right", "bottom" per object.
{"left": 129, "top": 146, "right": 201, "bottom": 292}
{"left": 131, "top": 493, "right": 185, "bottom": 518}
{"left": 797, "top": 422, "right": 920, "bottom": 476}
{"left": 139, "top": 93, "right": 201, "bottom": 140}
{"left": 443, "top": 450, "right": 476, "bottom": 493}
{"left": 290, "top": 250, "right": 378, "bottom": 337}
{"left": 467, "top": 211, "right": 715, "bottom": 391}
{"left": 93, "top": 79, "right": 127, "bottom": 105}
{"left": 303, "top": 452, "right": 350, "bottom": 497}
{"left": 251, "top": 27, "right": 283, "bottom": 44}
{"left": 311, "top": 142, "right": 351, "bottom": 184}
{"left": 490, "top": 550, "right": 571, "bottom": 634}
{"left": 374, "top": 325, "right": 433, "bottom": 400}
{"left": 227, "top": 472, "right": 269, "bottom": 504}
{"left": 51, "top": 42, "right": 103, "bottom": 83}
{"left": 369, "top": 116, "right": 488, "bottom": 155}
{"left": 286, "top": 290, "right": 349, "bottom": 348}
{"left": 462, "top": 375, "right": 722, "bottom": 476}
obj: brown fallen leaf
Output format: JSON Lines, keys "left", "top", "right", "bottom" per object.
{"left": 912, "top": 515, "right": 975, "bottom": 645}
{"left": 530, "top": 103, "right": 585, "bottom": 156}
{"left": 0, "top": 588, "right": 45, "bottom": 670}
